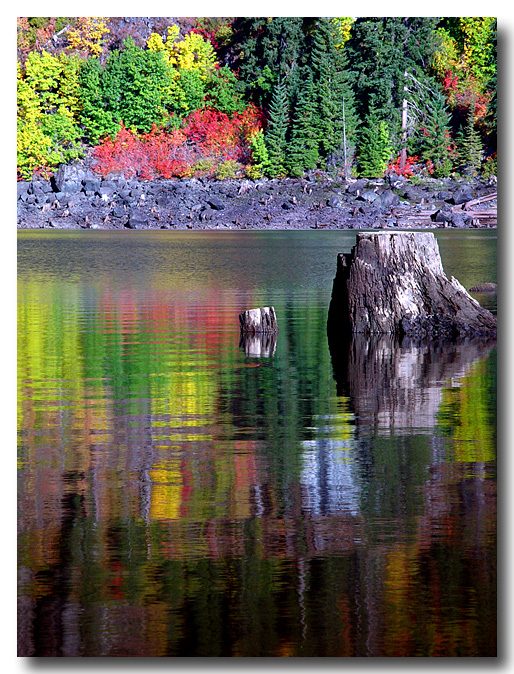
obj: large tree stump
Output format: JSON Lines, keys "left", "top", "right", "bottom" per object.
{"left": 327, "top": 232, "right": 496, "bottom": 338}
{"left": 239, "top": 307, "right": 278, "bottom": 336}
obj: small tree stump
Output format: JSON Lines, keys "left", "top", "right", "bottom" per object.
{"left": 327, "top": 232, "right": 496, "bottom": 338}
{"left": 239, "top": 307, "right": 278, "bottom": 336}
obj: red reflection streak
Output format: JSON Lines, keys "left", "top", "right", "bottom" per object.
{"left": 97, "top": 287, "right": 252, "bottom": 351}
{"left": 109, "top": 560, "right": 125, "bottom": 601}
{"left": 179, "top": 458, "right": 193, "bottom": 518}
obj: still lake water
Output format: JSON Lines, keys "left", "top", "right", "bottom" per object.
{"left": 17, "top": 230, "right": 497, "bottom": 657}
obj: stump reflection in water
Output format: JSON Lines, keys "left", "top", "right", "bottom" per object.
{"left": 328, "top": 331, "right": 496, "bottom": 434}
{"left": 239, "top": 331, "right": 277, "bottom": 357}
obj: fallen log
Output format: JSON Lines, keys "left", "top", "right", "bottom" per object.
{"left": 453, "top": 192, "right": 497, "bottom": 211}
{"left": 327, "top": 232, "right": 496, "bottom": 339}
{"left": 463, "top": 210, "right": 497, "bottom": 218}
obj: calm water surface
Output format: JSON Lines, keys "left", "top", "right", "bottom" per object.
{"left": 17, "top": 230, "right": 496, "bottom": 656}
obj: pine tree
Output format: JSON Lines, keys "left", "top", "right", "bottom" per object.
{"left": 331, "top": 48, "right": 359, "bottom": 177}
{"left": 310, "top": 19, "right": 340, "bottom": 155}
{"left": 358, "top": 110, "right": 392, "bottom": 177}
{"left": 304, "top": 18, "right": 359, "bottom": 174}
{"left": 230, "top": 18, "right": 305, "bottom": 109}
{"left": 347, "top": 18, "right": 440, "bottom": 150}
{"left": 287, "top": 72, "right": 319, "bottom": 176}
{"left": 265, "top": 79, "right": 289, "bottom": 177}
{"left": 457, "top": 110, "right": 483, "bottom": 175}
{"left": 418, "top": 96, "right": 452, "bottom": 177}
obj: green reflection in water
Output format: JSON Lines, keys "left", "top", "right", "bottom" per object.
{"left": 17, "top": 231, "right": 496, "bottom": 657}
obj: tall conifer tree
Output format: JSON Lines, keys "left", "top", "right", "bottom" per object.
{"left": 457, "top": 110, "right": 484, "bottom": 175}
{"left": 306, "top": 18, "right": 359, "bottom": 172}
{"left": 287, "top": 72, "right": 319, "bottom": 176}
{"left": 265, "top": 79, "right": 289, "bottom": 177}
{"left": 347, "top": 17, "right": 440, "bottom": 149}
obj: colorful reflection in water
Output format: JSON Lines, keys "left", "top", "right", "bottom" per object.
{"left": 17, "top": 231, "right": 496, "bottom": 656}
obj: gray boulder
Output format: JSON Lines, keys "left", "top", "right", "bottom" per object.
{"left": 347, "top": 179, "right": 368, "bottom": 195}
{"left": 452, "top": 185, "right": 474, "bottom": 205}
{"left": 379, "top": 190, "right": 400, "bottom": 209}
{"left": 432, "top": 209, "right": 453, "bottom": 224}
{"left": 403, "top": 187, "right": 425, "bottom": 203}
{"left": 437, "top": 190, "right": 454, "bottom": 201}
{"left": 327, "top": 196, "right": 344, "bottom": 208}
{"left": 208, "top": 196, "right": 225, "bottom": 210}
{"left": 53, "top": 163, "right": 95, "bottom": 193}
{"left": 358, "top": 189, "right": 379, "bottom": 203}
{"left": 126, "top": 212, "right": 148, "bottom": 229}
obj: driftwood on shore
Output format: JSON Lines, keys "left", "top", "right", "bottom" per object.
{"left": 327, "top": 232, "right": 497, "bottom": 339}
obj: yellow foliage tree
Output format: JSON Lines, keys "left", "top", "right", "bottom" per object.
{"left": 66, "top": 16, "right": 110, "bottom": 57}
{"left": 17, "top": 51, "right": 83, "bottom": 178}
{"left": 331, "top": 17, "right": 355, "bottom": 49}
{"left": 147, "top": 25, "right": 217, "bottom": 80}
{"left": 17, "top": 62, "right": 53, "bottom": 178}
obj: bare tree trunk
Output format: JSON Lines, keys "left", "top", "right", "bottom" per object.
{"left": 400, "top": 89, "right": 408, "bottom": 172}
{"left": 327, "top": 232, "right": 496, "bottom": 339}
{"left": 342, "top": 97, "right": 348, "bottom": 180}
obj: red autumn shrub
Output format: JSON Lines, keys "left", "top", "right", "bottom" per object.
{"left": 182, "top": 109, "right": 241, "bottom": 160}
{"left": 92, "top": 105, "right": 264, "bottom": 179}
{"left": 141, "top": 126, "right": 197, "bottom": 179}
{"left": 93, "top": 124, "right": 197, "bottom": 179}
{"left": 386, "top": 154, "right": 420, "bottom": 178}
{"left": 233, "top": 103, "right": 264, "bottom": 138}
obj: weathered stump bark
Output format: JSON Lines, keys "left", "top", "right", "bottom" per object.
{"left": 327, "top": 232, "right": 496, "bottom": 338}
{"left": 239, "top": 307, "right": 278, "bottom": 336}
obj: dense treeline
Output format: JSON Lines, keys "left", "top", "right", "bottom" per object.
{"left": 17, "top": 16, "right": 497, "bottom": 181}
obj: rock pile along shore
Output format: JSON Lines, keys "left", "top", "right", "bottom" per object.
{"left": 17, "top": 162, "right": 497, "bottom": 231}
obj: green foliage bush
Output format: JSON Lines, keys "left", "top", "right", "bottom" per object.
{"left": 215, "top": 160, "right": 242, "bottom": 180}
{"left": 171, "top": 69, "right": 206, "bottom": 115}
{"left": 481, "top": 155, "right": 497, "bottom": 179}
{"left": 192, "top": 158, "right": 215, "bottom": 176}
{"left": 247, "top": 130, "right": 270, "bottom": 178}
{"left": 206, "top": 66, "right": 246, "bottom": 114}
{"left": 78, "top": 57, "right": 119, "bottom": 144}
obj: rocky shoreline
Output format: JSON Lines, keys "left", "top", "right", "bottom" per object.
{"left": 17, "top": 162, "right": 497, "bottom": 231}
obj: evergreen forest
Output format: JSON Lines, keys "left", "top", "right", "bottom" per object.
{"left": 17, "top": 17, "right": 497, "bottom": 182}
